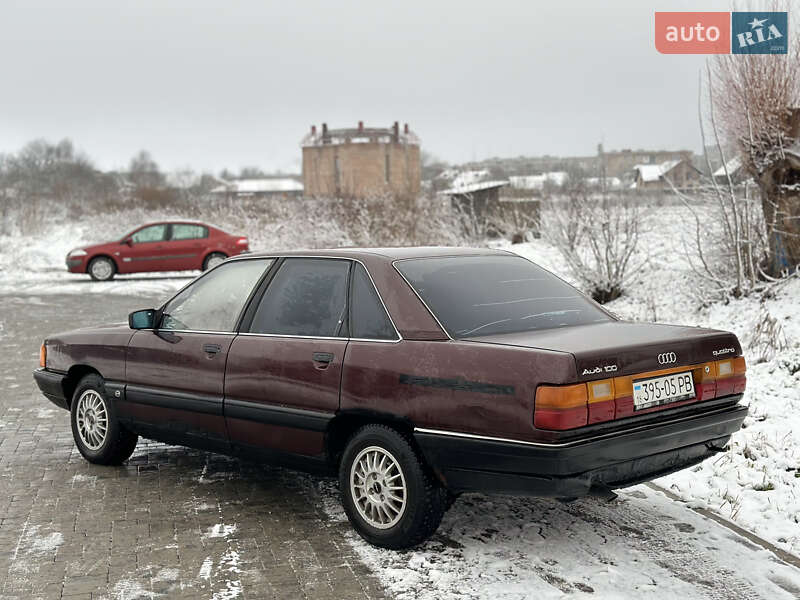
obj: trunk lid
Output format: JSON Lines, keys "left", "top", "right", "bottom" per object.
{"left": 465, "top": 321, "right": 742, "bottom": 382}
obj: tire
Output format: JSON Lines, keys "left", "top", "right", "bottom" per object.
{"left": 339, "top": 424, "right": 448, "bottom": 549}
{"left": 87, "top": 256, "right": 115, "bottom": 281}
{"left": 202, "top": 252, "right": 227, "bottom": 271}
{"left": 70, "top": 374, "right": 138, "bottom": 465}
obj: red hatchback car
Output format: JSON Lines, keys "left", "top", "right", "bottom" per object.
{"left": 66, "top": 221, "right": 249, "bottom": 281}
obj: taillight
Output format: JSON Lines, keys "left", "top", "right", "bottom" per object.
{"left": 715, "top": 356, "right": 746, "bottom": 396}
{"left": 39, "top": 343, "right": 47, "bottom": 368}
{"left": 536, "top": 356, "right": 747, "bottom": 431}
{"left": 534, "top": 383, "right": 588, "bottom": 430}
{"left": 236, "top": 237, "right": 248, "bottom": 246}
{"left": 587, "top": 379, "right": 615, "bottom": 424}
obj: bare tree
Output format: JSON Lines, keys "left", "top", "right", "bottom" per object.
{"left": 128, "top": 150, "right": 164, "bottom": 190}
{"left": 710, "top": 16, "right": 800, "bottom": 275}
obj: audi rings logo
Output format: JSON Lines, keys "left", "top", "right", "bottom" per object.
{"left": 658, "top": 352, "right": 677, "bottom": 365}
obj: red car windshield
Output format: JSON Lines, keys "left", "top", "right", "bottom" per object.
{"left": 395, "top": 255, "right": 612, "bottom": 338}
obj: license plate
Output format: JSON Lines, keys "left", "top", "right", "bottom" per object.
{"left": 632, "top": 371, "right": 695, "bottom": 410}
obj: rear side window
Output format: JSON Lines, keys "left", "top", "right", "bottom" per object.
{"left": 171, "top": 224, "right": 208, "bottom": 240}
{"left": 395, "top": 255, "right": 611, "bottom": 338}
{"left": 160, "top": 259, "right": 272, "bottom": 332}
{"left": 131, "top": 224, "right": 167, "bottom": 243}
{"left": 350, "top": 264, "right": 397, "bottom": 340}
{"left": 249, "top": 258, "right": 350, "bottom": 337}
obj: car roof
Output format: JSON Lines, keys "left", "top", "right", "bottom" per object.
{"left": 134, "top": 220, "right": 225, "bottom": 231}
{"left": 240, "top": 246, "right": 513, "bottom": 262}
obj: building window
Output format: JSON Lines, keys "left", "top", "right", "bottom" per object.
{"left": 385, "top": 153, "right": 390, "bottom": 184}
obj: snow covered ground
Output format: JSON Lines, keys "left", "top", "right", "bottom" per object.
{"left": 315, "top": 480, "right": 800, "bottom": 600}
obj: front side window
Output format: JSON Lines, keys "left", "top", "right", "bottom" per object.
{"left": 160, "top": 259, "right": 272, "bottom": 332}
{"left": 171, "top": 224, "right": 208, "bottom": 240}
{"left": 249, "top": 258, "right": 349, "bottom": 337}
{"left": 395, "top": 255, "right": 611, "bottom": 338}
{"left": 350, "top": 263, "right": 397, "bottom": 340}
{"left": 130, "top": 224, "right": 168, "bottom": 244}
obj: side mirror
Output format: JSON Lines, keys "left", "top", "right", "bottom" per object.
{"left": 122, "top": 238, "right": 132, "bottom": 246}
{"left": 129, "top": 309, "right": 156, "bottom": 330}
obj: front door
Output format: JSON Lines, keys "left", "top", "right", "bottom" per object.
{"left": 224, "top": 257, "right": 351, "bottom": 460}
{"left": 120, "top": 257, "right": 273, "bottom": 450}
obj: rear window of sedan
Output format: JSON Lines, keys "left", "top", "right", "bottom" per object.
{"left": 395, "top": 255, "right": 612, "bottom": 338}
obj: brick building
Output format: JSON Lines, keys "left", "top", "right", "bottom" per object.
{"left": 301, "top": 122, "right": 421, "bottom": 199}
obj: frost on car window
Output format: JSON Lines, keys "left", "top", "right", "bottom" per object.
{"left": 160, "top": 259, "right": 271, "bottom": 332}
{"left": 171, "top": 224, "right": 208, "bottom": 240}
{"left": 130, "top": 224, "right": 168, "bottom": 244}
{"left": 396, "top": 255, "right": 611, "bottom": 338}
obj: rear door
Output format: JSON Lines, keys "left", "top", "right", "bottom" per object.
{"left": 167, "top": 223, "right": 209, "bottom": 271}
{"left": 224, "top": 257, "right": 351, "bottom": 460}
{"left": 121, "top": 258, "right": 273, "bottom": 450}
{"left": 118, "top": 223, "right": 171, "bottom": 273}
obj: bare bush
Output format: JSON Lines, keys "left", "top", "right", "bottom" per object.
{"left": 748, "top": 306, "right": 789, "bottom": 363}
{"left": 488, "top": 200, "right": 540, "bottom": 243}
{"left": 542, "top": 193, "right": 645, "bottom": 303}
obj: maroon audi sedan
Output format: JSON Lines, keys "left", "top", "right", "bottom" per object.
{"left": 34, "top": 248, "right": 747, "bottom": 548}
{"left": 65, "top": 220, "right": 249, "bottom": 281}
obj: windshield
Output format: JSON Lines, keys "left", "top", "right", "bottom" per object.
{"left": 395, "top": 255, "right": 612, "bottom": 338}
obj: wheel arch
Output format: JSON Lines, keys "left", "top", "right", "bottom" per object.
{"left": 325, "top": 410, "right": 418, "bottom": 469}
{"left": 202, "top": 250, "right": 228, "bottom": 266}
{"left": 62, "top": 364, "right": 103, "bottom": 407}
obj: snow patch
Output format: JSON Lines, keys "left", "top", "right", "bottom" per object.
{"left": 111, "top": 578, "right": 158, "bottom": 600}
{"left": 199, "top": 557, "right": 214, "bottom": 580}
{"left": 152, "top": 568, "right": 180, "bottom": 582}
{"left": 204, "top": 523, "right": 237, "bottom": 539}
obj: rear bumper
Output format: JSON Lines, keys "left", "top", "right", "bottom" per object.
{"left": 415, "top": 398, "right": 747, "bottom": 498}
{"left": 33, "top": 368, "right": 69, "bottom": 410}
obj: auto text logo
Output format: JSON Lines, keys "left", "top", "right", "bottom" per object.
{"left": 655, "top": 12, "right": 787, "bottom": 55}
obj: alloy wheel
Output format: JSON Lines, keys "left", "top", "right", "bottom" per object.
{"left": 75, "top": 389, "right": 109, "bottom": 450}
{"left": 90, "top": 259, "right": 113, "bottom": 280}
{"left": 350, "top": 445, "right": 407, "bottom": 529}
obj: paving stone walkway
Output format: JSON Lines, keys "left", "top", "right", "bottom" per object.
{"left": 0, "top": 292, "right": 387, "bottom": 599}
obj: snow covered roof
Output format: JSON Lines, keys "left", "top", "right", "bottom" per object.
{"left": 633, "top": 160, "right": 681, "bottom": 182}
{"left": 712, "top": 156, "right": 743, "bottom": 178}
{"left": 438, "top": 180, "right": 509, "bottom": 195}
{"left": 211, "top": 178, "right": 304, "bottom": 194}
{"left": 508, "top": 172, "right": 568, "bottom": 190}
{"left": 435, "top": 169, "right": 491, "bottom": 189}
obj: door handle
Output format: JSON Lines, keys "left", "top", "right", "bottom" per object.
{"left": 203, "top": 343, "right": 221, "bottom": 355}
{"left": 312, "top": 352, "right": 334, "bottom": 364}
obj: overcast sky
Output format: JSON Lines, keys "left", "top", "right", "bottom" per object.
{"left": 0, "top": 0, "right": 749, "bottom": 173}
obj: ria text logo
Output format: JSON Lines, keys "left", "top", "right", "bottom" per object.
{"left": 655, "top": 12, "right": 787, "bottom": 55}
{"left": 657, "top": 352, "right": 677, "bottom": 365}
